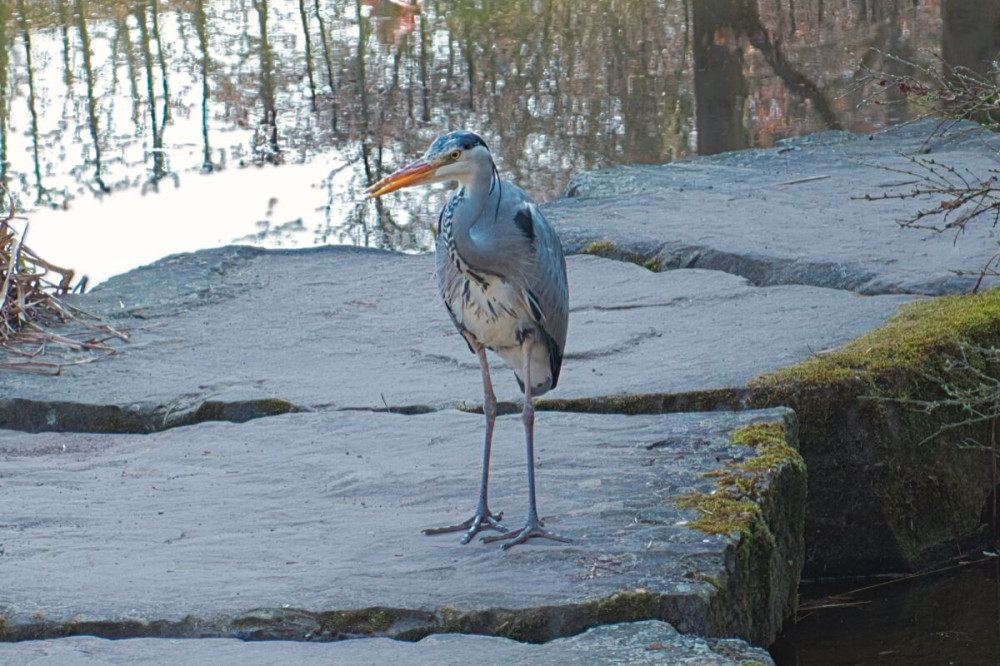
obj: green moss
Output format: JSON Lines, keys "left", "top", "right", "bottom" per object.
{"left": 368, "top": 610, "right": 393, "bottom": 632}
{"left": 319, "top": 608, "right": 396, "bottom": 636}
{"left": 434, "top": 606, "right": 471, "bottom": 634}
{"left": 250, "top": 398, "right": 297, "bottom": 415}
{"left": 676, "top": 421, "right": 803, "bottom": 535}
{"left": 672, "top": 421, "right": 807, "bottom": 643}
{"left": 751, "top": 288, "right": 1000, "bottom": 392}
{"left": 494, "top": 610, "right": 549, "bottom": 641}
{"left": 592, "top": 589, "right": 659, "bottom": 623}
{"left": 580, "top": 240, "right": 661, "bottom": 272}
{"left": 677, "top": 493, "right": 762, "bottom": 535}
{"left": 731, "top": 422, "right": 784, "bottom": 447}
{"left": 744, "top": 289, "right": 1000, "bottom": 575}
{"left": 641, "top": 257, "right": 662, "bottom": 272}
{"left": 537, "top": 388, "right": 742, "bottom": 416}
{"left": 732, "top": 423, "right": 806, "bottom": 476}
{"left": 688, "top": 572, "right": 724, "bottom": 590}
{"left": 601, "top": 394, "right": 666, "bottom": 415}
{"left": 584, "top": 240, "right": 616, "bottom": 256}
{"left": 193, "top": 398, "right": 297, "bottom": 424}
{"left": 436, "top": 592, "right": 659, "bottom": 643}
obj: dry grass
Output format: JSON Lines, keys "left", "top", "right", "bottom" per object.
{"left": 0, "top": 203, "right": 127, "bottom": 375}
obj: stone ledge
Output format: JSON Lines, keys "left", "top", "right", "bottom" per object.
{"left": 0, "top": 622, "right": 776, "bottom": 665}
{"left": 0, "top": 408, "right": 801, "bottom": 647}
{"left": 550, "top": 119, "right": 1000, "bottom": 295}
{"left": 1, "top": 247, "right": 910, "bottom": 434}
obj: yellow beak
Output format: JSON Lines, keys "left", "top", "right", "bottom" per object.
{"left": 365, "top": 158, "right": 438, "bottom": 199}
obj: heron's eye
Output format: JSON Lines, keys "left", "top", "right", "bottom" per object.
{"left": 449, "top": 150, "right": 461, "bottom": 161}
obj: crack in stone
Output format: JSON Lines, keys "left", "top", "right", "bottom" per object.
{"left": 0, "top": 591, "right": 695, "bottom": 645}
{"left": 564, "top": 329, "right": 663, "bottom": 361}
{"left": 0, "top": 397, "right": 302, "bottom": 435}
{"left": 576, "top": 298, "right": 693, "bottom": 313}
{"left": 564, "top": 239, "right": 918, "bottom": 295}
{"left": 0, "top": 384, "right": 752, "bottom": 435}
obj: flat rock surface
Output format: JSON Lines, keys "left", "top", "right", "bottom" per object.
{"left": 0, "top": 407, "right": 790, "bottom": 641}
{"left": 550, "top": 120, "right": 1000, "bottom": 295}
{"left": 0, "top": 622, "right": 775, "bottom": 666}
{"left": 1, "top": 246, "right": 911, "bottom": 430}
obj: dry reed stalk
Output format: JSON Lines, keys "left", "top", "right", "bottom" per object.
{"left": 0, "top": 201, "right": 128, "bottom": 375}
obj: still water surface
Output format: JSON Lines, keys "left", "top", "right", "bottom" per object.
{"left": 772, "top": 557, "right": 1000, "bottom": 665}
{"left": 1, "top": 0, "right": 994, "bottom": 283}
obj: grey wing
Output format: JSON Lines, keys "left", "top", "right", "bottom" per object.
{"left": 525, "top": 203, "right": 568, "bottom": 349}
{"left": 519, "top": 201, "right": 569, "bottom": 388}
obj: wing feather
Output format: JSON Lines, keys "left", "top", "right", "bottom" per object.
{"left": 521, "top": 202, "right": 568, "bottom": 387}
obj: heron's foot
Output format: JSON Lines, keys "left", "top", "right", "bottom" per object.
{"left": 482, "top": 518, "right": 571, "bottom": 550}
{"left": 423, "top": 510, "right": 506, "bottom": 545}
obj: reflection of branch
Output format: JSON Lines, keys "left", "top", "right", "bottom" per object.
{"left": 313, "top": 0, "right": 338, "bottom": 128}
{"left": 739, "top": 8, "right": 842, "bottom": 130}
{"left": 253, "top": 0, "right": 281, "bottom": 163}
{"left": 0, "top": 1, "right": 9, "bottom": 190}
{"left": 15, "top": 0, "right": 48, "bottom": 203}
{"left": 855, "top": 50, "right": 1000, "bottom": 138}
{"left": 74, "top": 0, "right": 110, "bottom": 193}
{"left": 297, "top": 0, "right": 318, "bottom": 111}
{"left": 135, "top": 1, "right": 165, "bottom": 181}
{"left": 194, "top": 0, "right": 213, "bottom": 171}
{"left": 150, "top": 0, "right": 171, "bottom": 124}
{"left": 56, "top": 0, "right": 73, "bottom": 85}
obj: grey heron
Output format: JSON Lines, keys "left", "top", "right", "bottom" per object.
{"left": 365, "top": 130, "right": 570, "bottom": 549}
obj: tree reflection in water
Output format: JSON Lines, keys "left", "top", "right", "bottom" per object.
{"left": 1, "top": 0, "right": 999, "bottom": 260}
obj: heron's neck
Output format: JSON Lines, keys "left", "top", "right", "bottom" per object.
{"left": 449, "top": 163, "right": 499, "bottom": 269}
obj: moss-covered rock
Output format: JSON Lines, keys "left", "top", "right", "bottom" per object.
{"left": 537, "top": 388, "right": 743, "bottom": 415}
{"left": 675, "top": 420, "right": 806, "bottom": 643}
{"left": 317, "top": 608, "right": 406, "bottom": 638}
{"left": 581, "top": 240, "right": 662, "bottom": 271}
{"left": 747, "top": 290, "right": 1000, "bottom": 576}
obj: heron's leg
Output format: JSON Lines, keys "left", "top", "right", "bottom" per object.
{"left": 483, "top": 339, "right": 571, "bottom": 550}
{"left": 423, "top": 346, "right": 506, "bottom": 543}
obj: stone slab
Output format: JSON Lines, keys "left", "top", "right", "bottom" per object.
{"left": 0, "top": 408, "right": 799, "bottom": 646}
{"left": 0, "top": 622, "right": 775, "bottom": 666}
{"left": 0, "top": 245, "right": 911, "bottom": 432}
{"left": 550, "top": 120, "right": 1000, "bottom": 295}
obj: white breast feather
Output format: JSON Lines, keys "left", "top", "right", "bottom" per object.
{"left": 456, "top": 275, "right": 528, "bottom": 352}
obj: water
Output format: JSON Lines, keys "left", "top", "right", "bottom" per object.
{"left": 771, "top": 557, "right": 1000, "bottom": 665}
{"left": 1, "top": 0, "right": 992, "bottom": 284}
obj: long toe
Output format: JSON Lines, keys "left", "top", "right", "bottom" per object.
{"left": 423, "top": 511, "right": 506, "bottom": 544}
{"left": 482, "top": 521, "right": 571, "bottom": 550}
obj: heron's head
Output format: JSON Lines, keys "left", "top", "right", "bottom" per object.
{"left": 365, "top": 130, "right": 492, "bottom": 198}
